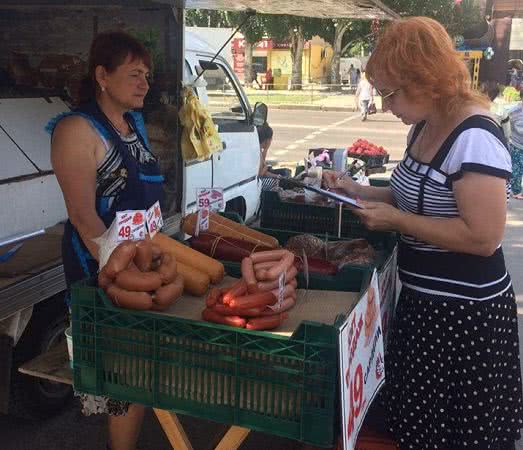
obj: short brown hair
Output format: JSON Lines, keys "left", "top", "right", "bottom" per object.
{"left": 366, "top": 17, "right": 489, "bottom": 115}
{"left": 79, "top": 31, "right": 151, "bottom": 104}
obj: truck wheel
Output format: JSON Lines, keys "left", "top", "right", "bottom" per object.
{"left": 225, "top": 197, "right": 246, "bottom": 222}
{"left": 8, "top": 296, "right": 72, "bottom": 420}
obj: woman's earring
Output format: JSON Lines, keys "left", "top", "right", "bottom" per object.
{"left": 101, "top": 86, "right": 105, "bottom": 92}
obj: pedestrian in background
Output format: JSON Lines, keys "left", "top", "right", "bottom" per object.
{"left": 355, "top": 72, "right": 374, "bottom": 121}
{"left": 508, "top": 92, "right": 523, "bottom": 199}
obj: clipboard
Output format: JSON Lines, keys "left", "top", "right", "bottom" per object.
{"left": 283, "top": 178, "right": 364, "bottom": 209}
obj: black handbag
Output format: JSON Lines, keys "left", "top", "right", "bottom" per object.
{"left": 368, "top": 102, "right": 377, "bottom": 115}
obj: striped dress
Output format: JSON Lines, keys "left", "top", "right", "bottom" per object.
{"left": 382, "top": 115, "right": 523, "bottom": 450}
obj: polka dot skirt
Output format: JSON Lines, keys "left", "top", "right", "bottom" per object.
{"left": 382, "top": 287, "right": 523, "bottom": 450}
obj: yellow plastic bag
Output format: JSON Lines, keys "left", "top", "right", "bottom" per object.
{"left": 179, "top": 87, "right": 222, "bottom": 161}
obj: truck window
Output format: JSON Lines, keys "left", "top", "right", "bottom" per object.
{"left": 197, "top": 60, "right": 247, "bottom": 122}
{"left": 0, "top": 2, "right": 183, "bottom": 214}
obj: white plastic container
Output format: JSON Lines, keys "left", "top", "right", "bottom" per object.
{"left": 65, "top": 326, "right": 73, "bottom": 368}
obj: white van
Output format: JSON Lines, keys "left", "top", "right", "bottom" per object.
{"left": 183, "top": 32, "right": 262, "bottom": 221}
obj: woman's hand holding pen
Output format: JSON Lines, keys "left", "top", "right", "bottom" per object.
{"left": 322, "top": 170, "right": 361, "bottom": 197}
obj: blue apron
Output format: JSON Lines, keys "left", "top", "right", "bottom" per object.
{"left": 47, "top": 102, "right": 165, "bottom": 295}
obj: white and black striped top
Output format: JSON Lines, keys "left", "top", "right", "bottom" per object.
{"left": 391, "top": 115, "right": 512, "bottom": 301}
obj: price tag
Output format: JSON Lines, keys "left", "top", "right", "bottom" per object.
{"left": 195, "top": 208, "right": 210, "bottom": 237}
{"left": 267, "top": 271, "right": 286, "bottom": 312}
{"left": 196, "top": 188, "right": 224, "bottom": 212}
{"left": 116, "top": 210, "right": 146, "bottom": 242}
{"left": 146, "top": 201, "right": 163, "bottom": 238}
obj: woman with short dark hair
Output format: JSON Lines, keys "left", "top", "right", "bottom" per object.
{"left": 47, "top": 31, "right": 163, "bottom": 450}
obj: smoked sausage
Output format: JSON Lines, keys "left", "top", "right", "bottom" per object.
{"left": 153, "top": 274, "right": 184, "bottom": 310}
{"left": 106, "top": 284, "right": 153, "bottom": 310}
{"left": 201, "top": 308, "right": 246, "bottom": 328}
{"left": 156, "top": 253, "right": 178, "bottom": 285}
{"left": 103, "top": 241, "right": 136, "bottom": 279}
{"left": 246, "top": 313, "right": 288, "bottom": 331}
{"left": 115, "top": 268, "right": 162, "bottom": 292}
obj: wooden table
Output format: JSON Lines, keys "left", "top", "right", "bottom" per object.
{"left": 19, "top": 345, "right": 252, "bottom": 450}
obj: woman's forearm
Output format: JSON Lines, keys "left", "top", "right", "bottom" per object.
{"left": 345, "top": 182, "right": 394, "bottom": 204}
{"left": 396, "top": 212, "right": 499, "bottom": 256}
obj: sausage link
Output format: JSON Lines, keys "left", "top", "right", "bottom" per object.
{"left": 206, "top": 287, "right": 222, "bottom": 307}
{"left": 153, "top": 274, "right": 184, "bottom": 309}
{"left": 106, "top": 283, "right": 153, "bottom": 310}
{"left": 241, "top": 257, "right": 257, "bottom": 293}
{"left": 250, "top": 249, "right": 289, "bottom": 264}
{"left": 98, "top": 267, "right": 113, "bottom": 290}
{"left": 266, "top": 251, "right": 295, "bottom": 280}
{"left": 104, "top": 241, "right": 137, "bottom": 279}
{"left": 257, "top": 266, "right": 298, "bottom": 292}
{"left": 115, "top": 268, "right": 162, "bottom": 292}
{"left": 134, "top": 236, "right": 153, "bottom": 272}
{"left": 227, "top": 291, "right": 277, "bottom": 309}
{"left": 201, "top": 308, "right": 246, "bottom": 328}
{"left": 156, "top": 253, "right": 178, "bottom": 285}
{"left": 222, "top": 279, "right": 248, "bottom": 304}
{"left": 253, "top": 261, "right": 274, "bottom": 272}
{"left": 212, "top": 303, "right": 265, "bottom": 317}
{"left": 246, "top": 313, "right": 288, "bottom": 331}
{"left": 150, "top": 244, "right": 163, "bottom": 270}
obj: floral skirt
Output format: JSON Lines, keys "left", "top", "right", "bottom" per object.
{"left": 76, "top": 392, "right": 130, "bottom": 416}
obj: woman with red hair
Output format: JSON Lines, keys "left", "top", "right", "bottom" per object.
{"left": 325, "top": 17, "right": 522, "bottom": 450}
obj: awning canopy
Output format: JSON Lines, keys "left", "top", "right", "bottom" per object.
{"left": 184, "top": 0, "right": 400, "bottom": 20}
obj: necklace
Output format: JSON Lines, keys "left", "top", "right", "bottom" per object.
{"left": 106, "top": 116, "right": 130, "bottom": 136}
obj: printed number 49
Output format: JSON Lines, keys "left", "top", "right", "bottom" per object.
{"left": 119, "top": 226, "right": 131, "bottom": 239}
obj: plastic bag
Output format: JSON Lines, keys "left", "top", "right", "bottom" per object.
{"left": 92, "top": 218, "right": 121, "bottom": 271}
{"left": 179, "top": 87, "right": 222, "bottom": 161}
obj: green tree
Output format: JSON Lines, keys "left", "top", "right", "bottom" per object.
{"left": 263, "top": 15, "right": 325, "bottom": 90}
{"left": 185, "top": 9, "right": 229, "bottom": 27}
{"left": 380, "top": 0, "right": 483, "bottom": 36}
{"left": 226, "top": 11, "right": 266, "bottom": 87}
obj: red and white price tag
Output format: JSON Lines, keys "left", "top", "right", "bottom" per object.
{"left": 116, "top": 210, "right": 146, "bottom": 242}
{"left": 197, "top": 188, "right": 224, "bottom": 212}
{"left": 267, "top": 271, "right": 286, "bottom": 312}
{"left": 278, "top": 271, "right": 286, "bottom": 308}
{"left": 146, "top": 201, "right": 163, "bottom": 238}
{"left": 195, "top": 208, "right": 210, "bottom": 236}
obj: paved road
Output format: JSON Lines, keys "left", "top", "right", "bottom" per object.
{"left": 1, "top": 109, "right": 522, "bottom": 450}
{"left": 267, "top": 109, "right": 410, "bottom": 169}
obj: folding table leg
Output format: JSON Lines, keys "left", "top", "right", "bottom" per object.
{"left": 153, "top": 409, "right": 194, "bottom": 450}
{"left": 213, "top": 426, "right": 251, "bottom": 450}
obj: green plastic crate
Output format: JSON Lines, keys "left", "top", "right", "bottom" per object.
{"left": 222, "top": 227, "right": 396, "bottom": 292}
{"left": 260, "top": 191, "right": 367, "bottom": 237}
{"left": 70, "top": 280, "right": 363, "bottom": 447}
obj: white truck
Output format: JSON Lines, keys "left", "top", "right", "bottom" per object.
{"left": 0, "top": 0, "right": 397, "bottom": 421}
{"left": 0, "top": 0, "right": 267, "bottom": 419}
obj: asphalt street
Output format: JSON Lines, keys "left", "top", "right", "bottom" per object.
{"left": 267, "top": 109, "right": 411, "bottom": 169}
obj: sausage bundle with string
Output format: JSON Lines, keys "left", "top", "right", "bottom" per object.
{"left": 201, "top": 249, "right": 298, "bottom": 330}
